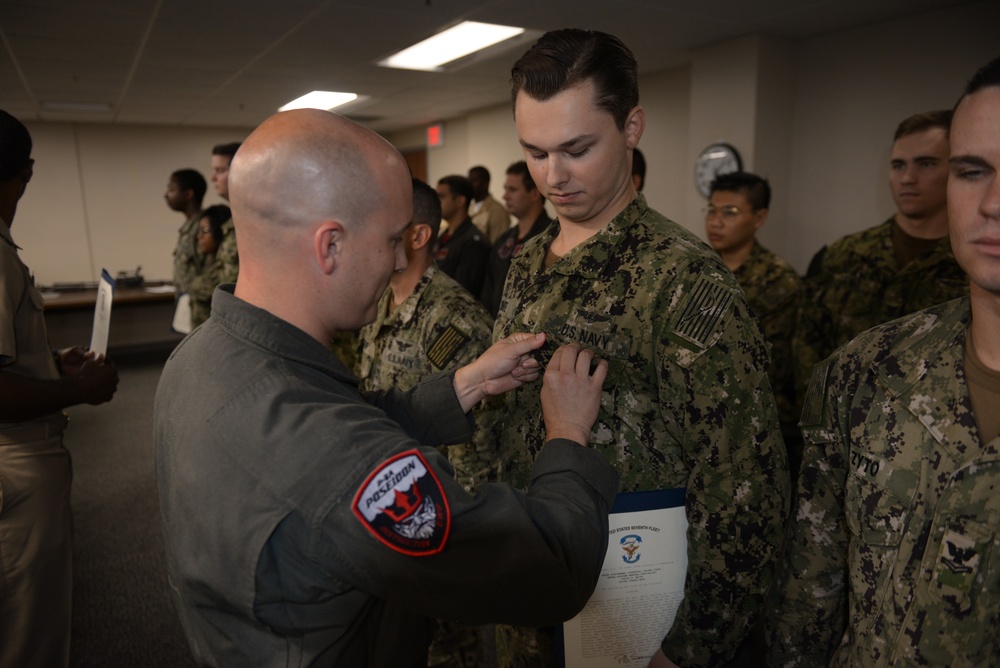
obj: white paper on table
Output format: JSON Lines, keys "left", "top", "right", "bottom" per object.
{"left": 560, "top": 488, "right": 688, "bottom": 668}
{"left": 89, "top": 269, "right": 115, "bottom": 356}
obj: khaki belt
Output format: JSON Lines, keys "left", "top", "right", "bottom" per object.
{"left": 0, "top": 413, "right": 69, "bottom": 445}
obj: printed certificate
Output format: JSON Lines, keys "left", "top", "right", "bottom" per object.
{"left": 89, "top": 269, "right": 115, "bottom": 356}
{"left": 560, "top": 488, "right": 688, "bottom": 668}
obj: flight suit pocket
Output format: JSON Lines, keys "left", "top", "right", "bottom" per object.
{"left": 928, "top": 516, "right": 995, "bottom": 615}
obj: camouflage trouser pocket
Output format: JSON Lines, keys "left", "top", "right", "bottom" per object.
{"left": 928, "top": 516, "right": 994, "bottom": 614}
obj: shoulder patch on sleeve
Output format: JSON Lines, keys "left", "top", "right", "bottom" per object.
{"left": 352, "top": 449, "right": 451, "bottom": 556}
{"left": 672, "top": 275, "right": 735, "bottom": 351}
{"left": 799, "top": 355, "right": 835, "bottom": 429}
{"left": 427, "top": 324, "right": 470, "bottom": 369}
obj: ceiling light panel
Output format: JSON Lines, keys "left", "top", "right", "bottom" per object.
{"left": 379, "top": 21, "right": 524, "bottom": 72}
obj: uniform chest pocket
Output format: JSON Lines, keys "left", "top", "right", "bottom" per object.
{"left": 534, "top": 311, "right": 635, "bottom": 448}
{"left": 845, "top": 470, "right": 912, "bottom": 623}
{"left": 928, "top": 516, "right": 996, "bottom": 615}
{"left": 534, "top": 311, "right": 631, "bottom": 389}
{"left": 846, "top": 474, "right": 910, "bottom": 544}
{"left": 379, "top": 340, "right": 424, "bottom": 374}
{"left": 28, "top": 280, "right": 46, "bottom": 311}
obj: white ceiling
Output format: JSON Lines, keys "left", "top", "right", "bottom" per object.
{"left": 0, "top": 0, "right": 971, "bottom": 134}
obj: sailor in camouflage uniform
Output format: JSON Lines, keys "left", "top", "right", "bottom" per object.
{"left": 358, "top": 179, "right": 498, "bottom": 493}
{"left": 215, "top": 218, "right": 239, "bottom": 284}
{"left": 793, "top": 110, "right": 968, "bottom": 399}
{"left": 209, "top": 142, "right": 241, "bottom": 285}
{"left": 768, "top": 56, "right": 1000, "bottom": 668}
{"left": 356, "top": 179, "right": 498, "bottom": 668}
{"left": 186, "top": 204, "right": 230, "bottom": 328}
{"left": 495, "top": 30, "right": 789, "bottom": 668}
{"left": 732, "top": 242, "right": 802, "bottom": 457}
{"left": 164, "top": 168, "right": 206, "bottom": 294}
{"left": 706, "top": 172, "right": 804, "bottom": 475}
{"left": 172, "top": 214, "right": 202, "bottom": 293}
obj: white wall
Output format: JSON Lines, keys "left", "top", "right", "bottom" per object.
{"left": 684, "top": 35, "right": 761, "bottom": 234}
{"left": 16, "top": 123, "right": 246, "bottom": 285}
{"left": 426, "top": 106, "right": 523, "bottom": 208}
{"left": 783, "top": 0, "right": 1000, "bottom": 271}
{"left": 11, "top": 0, "right": 999, "bottom": 284}
{"left": 752, "top": 36, "right": 797, "bottom": 255}
{"left": 635, "top": 66, "right": 691, "bottom": 225}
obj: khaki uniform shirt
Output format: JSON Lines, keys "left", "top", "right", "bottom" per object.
{"left": 494, "top": 195, "right": 789, "bottom": 666}
{"left": 0, "top": 222, "right": 58, "bottom": 385}
{"left": 358, "top": 266, "right": 497, "bottom": 491}
{"left": 470, "top": 194, "right": 512, "bottom": 245}
{"left": 770, "top": 297, "right": 1000, "bottom": 667}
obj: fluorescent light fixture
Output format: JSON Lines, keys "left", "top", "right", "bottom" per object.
{"left": 279, "top": 91, "right": 358, "bottom": 112}
{"left": 380, "top": 21, "right": 524, "bottom": 72}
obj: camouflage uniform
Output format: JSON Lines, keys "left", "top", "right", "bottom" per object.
{"left": 357, "top": 265, "right": 498, "bottom": 668}
{"left": 187, "top": 254, "right": 220, "bottom": 328}
{"left": 494, "top": 195, "right": 789, "bottom": 667}
{"left": 793, "top": 217, "right": 967, "bottom": 399}
{"left": 358, "top": 265, "right": 498, "bottom": 493}
{"left": 732, "top": 241, "right": 804, "bottom": 474}
{"left": 768, "top": 297, "right": 1000, "bottom": 667}
{"left": 329, "top": 330, "right": 360, "bottom": 374}
{"left": 215, "top": 217, "right": 239, "bottom": 285}
{"left": 172, "top": 212, "right": 202, "bottom": 294}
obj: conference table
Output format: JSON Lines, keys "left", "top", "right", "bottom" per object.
{"left": 41, "top": 282, "right": 184, "bottom": 356}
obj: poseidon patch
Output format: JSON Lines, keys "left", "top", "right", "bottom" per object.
{"left": 352, "top": 449, "right": 451, "bottom": 556}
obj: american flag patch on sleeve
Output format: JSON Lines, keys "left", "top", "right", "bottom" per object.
{"left": 427, "top": 325, "right": 470, "bottom": 369}
{"left": 673, "top": 276, "right": 734, "bottom": 350}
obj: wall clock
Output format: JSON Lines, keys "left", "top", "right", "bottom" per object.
{"left": 694, "top": 142, "right": 742, "bottom": 198}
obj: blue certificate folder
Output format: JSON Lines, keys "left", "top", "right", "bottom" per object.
{"left": 556, "top": 488, "right": 686, "bottom": 667}
{"left": 609, "top": 488, "right": 685, "bottom": 514}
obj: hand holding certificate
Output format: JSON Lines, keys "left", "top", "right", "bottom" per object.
{"left": 89, "top": 269, "right": 115, "bottom": 356}
{"left": 54, "top": 268, "right": 118, "bottom": 405}
{"left": 54, "top": 347, "right": 118, "bottom": 405}
{"left": 560, "top": 489, "right": 689, "bottom": 668}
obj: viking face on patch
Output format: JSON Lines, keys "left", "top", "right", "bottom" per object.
{"left": 352, "top": 450, "right": 451, "bottom": 556}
